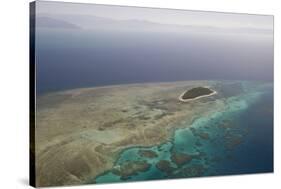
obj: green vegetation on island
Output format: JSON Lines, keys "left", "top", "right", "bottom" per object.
{"left": 181, "top": 87, "right": 214, "bottom": 100}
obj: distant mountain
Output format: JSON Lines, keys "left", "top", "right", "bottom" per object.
{"left": 39, "top": 14, "right": 168, "bottom": 30}
{"left": 36, "top": 16, "right": 80, "bottom": 29}
{"left": 36, "top": 14, "right": 272, "bottom": 35}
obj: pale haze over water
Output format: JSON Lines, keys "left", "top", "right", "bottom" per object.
{"left": 35, "top": 1, "right": 273, "bottom": 94}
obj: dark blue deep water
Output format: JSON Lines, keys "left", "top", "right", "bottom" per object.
{"left": 225, "top": 90, "right": 273, "bottom": 173}
{"left": 36, "top": 29, "right": 273, "bottom": 95}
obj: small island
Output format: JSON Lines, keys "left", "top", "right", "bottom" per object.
{"left": 179, "top": 86, "right": 216, "bottom": 102}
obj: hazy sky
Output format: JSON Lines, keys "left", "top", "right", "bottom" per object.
{"left": 36, "top": 1, "right": 273, "bottom": 30}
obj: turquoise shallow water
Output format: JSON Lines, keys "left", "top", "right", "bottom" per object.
{"left": 95, "top": 81, "right": 273, "bottom": 184}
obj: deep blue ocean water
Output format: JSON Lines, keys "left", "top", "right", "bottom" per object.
{"left": 35, "top": 29, "right": 273, "bottom": 95}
